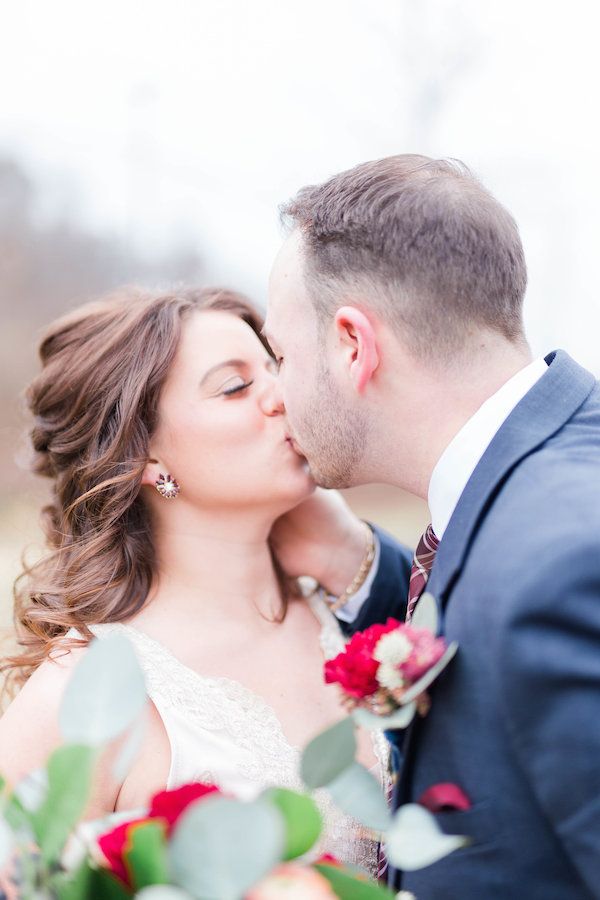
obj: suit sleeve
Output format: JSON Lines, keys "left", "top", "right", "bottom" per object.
{"left": 497, "top": 539, "right": 600, "bottom": 896}
{"left": 337, "top": 525, "right": 413, "bottom": 637}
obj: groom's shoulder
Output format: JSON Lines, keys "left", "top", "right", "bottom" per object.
{"left": 501, "top": 392, "right": 600, "bottom": 525}
{"left": 468, "top": 427, "right": 600, "bottom": 599}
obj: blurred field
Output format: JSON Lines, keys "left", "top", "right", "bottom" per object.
{"left": 0, "top": 491, "right": 45, "bottom": 662}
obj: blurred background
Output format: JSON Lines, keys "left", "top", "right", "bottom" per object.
{"left": 1, "top": 0, "right": 599, "bottom": 652}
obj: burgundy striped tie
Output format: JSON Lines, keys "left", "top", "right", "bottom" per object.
{"left": 406, "top": 523, "right": 439, "bottom": 622}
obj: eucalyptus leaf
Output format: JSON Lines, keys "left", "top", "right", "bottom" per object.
{"left": 0, "top": 815, "right": 13, "bottom": 870}
{"left": 32, "top": 744, "right": 96, "bottom": 865}
{"left": 352, "top": 702, "right": 417, "bottom": 731}
{"left": 136, "top": 888, "right": 192, "bottom": 899}
{"left": 53, "top": 863, "right": 132, "bottom": 900}
{"left": 261, "top": 788, "right": 322, "bottom": 860}
{"left": 315, "top": 862, "right": 396, "bottom": 898}
{"left": 409, "top": 592, "right": 439, "bottom": 634}
{"left": 125, "top": 819, "right": 169, "bottom": 890}
{"left": 385, "top": 803, "right": 469, "bottom": 870}
{"left": 112, "top": 710, "right": 147, "bottom": 782}
{"left": 326, "top": 762, "right": 391, "bottom": 832}
{"left": 2, "top": 791, "right": 32, "bottom": 833}
{"left": 300, "top": 718, "right": 357, "bottom": 789}
{"left": 169, "top": 795, "right": 284, "bottom": 900}
{"left": 13, "top": 767, "right": 48, "bottom": 812}
{"left": 50, "top": 862, "right": 93, "bottom": 900}
{"left": 59, "top": 634, "right": 147, "bottom": 746}
{"left": 399, "top": 642, "right": 459, "bottom": 706}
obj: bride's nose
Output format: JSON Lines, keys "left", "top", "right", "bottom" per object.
{"left": 260, "top": 371, "right": 285, "bottom": 417}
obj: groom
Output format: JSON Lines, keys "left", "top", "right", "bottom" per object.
{"left": 266, "top": 155, "right": 600, "bottom": 898}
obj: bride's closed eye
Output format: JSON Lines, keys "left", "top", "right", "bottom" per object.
{"left": 222, "top": 377, "right": 254, "bottom": 396}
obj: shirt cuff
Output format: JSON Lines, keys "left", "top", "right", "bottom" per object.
{"left": 329, "top": 531, "right": 381, "bottom": 624}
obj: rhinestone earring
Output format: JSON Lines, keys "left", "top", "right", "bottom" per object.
{"left": 155, "top": 473, "right": 180, "bottom": 499}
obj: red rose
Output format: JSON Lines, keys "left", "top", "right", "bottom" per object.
{"left": 314, "top": 853, "right": 343, "bottom": 867}
{"left": 324, "top": 618, "right": 401, "bottom": 698}
{"left": 97, "top": 816, "right": 153, "bottom": 887}
{"left": 97, "top": 781, "right": 221, "bottom": 888}
{"left": 149, "top": 781, "right": 220, "bottom": 833}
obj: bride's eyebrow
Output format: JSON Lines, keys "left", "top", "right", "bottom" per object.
{"left": 200, "top": 359, "right": 246, "bottom": 385}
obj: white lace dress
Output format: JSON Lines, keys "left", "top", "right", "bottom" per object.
{"left": 88, "top": 592, "right": 390, "bottom": 876}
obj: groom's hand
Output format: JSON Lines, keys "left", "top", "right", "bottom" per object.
{"left": 270, "top": 488, "right": 367, "bottom": 596}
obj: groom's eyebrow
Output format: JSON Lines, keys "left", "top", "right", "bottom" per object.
{"left": 200, "top": 359, "right": 246, "bottom": 385}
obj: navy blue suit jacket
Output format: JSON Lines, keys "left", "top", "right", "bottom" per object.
{"left": 361, "top": 351, "right": 600, "bottom": 898}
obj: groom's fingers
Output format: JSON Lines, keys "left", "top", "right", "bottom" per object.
{"left": 271, "top": 490, "right": 367, "bottom": 593}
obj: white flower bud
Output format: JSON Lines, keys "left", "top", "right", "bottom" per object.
{"left": 374, "top": 630, "right": 413, "bottom": 665}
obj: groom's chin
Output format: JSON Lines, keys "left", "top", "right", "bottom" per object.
{"left": 307, "top": 462, "right": 355, "bottom": 491}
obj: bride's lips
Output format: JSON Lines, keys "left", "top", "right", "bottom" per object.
{"left": 285, "top": 434, "right": 306, "bottom": 458}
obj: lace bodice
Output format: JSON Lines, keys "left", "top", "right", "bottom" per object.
{"left": 89, "top": 593, "right": 389, "bottom": 876}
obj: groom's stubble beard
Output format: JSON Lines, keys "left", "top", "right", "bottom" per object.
{"left": 298, "top": 359, "right": 368, "bottom": 489}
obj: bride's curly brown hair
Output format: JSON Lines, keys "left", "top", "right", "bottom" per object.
{"left": 3, "top": 286, "right": 297, "bottom": 694}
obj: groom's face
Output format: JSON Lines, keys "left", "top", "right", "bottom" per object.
{"left": 266, "top": 233, "right": 367, "bottom": 488}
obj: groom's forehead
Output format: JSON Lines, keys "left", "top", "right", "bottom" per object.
{"left": 267, "top": 235, "right": 306, "bottom": 325}
{"left": 271, "top": 232, "right": 305, "bottom": 292}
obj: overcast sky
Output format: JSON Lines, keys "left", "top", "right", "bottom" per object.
{"left": 1, "top": 0, "right": 599, "bottom": 372}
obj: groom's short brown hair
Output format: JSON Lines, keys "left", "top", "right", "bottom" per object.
{"left": 280, "top": 154, "right": 527, "bottom": 358}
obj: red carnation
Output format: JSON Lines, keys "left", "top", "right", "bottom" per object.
{"left": 324, "top": 618, "right": 402, "bottom": 698}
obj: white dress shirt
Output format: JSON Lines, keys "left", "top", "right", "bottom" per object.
{"left": 336, "top": 356, "right": 549, "bottom": 623}
{"left": 428, "top": 357, "right": 548, "bottom": 539}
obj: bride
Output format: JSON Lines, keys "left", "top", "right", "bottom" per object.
{"left": 0, "top": 286, "right": 390, "bottom": 874}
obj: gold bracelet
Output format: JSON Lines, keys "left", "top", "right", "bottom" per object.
{"left": 327, "top": 521, "right": 376, "bottom": 613}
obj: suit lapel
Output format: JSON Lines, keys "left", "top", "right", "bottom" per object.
{"left": 426, "top": 350, "right": 596, "bottom": 610}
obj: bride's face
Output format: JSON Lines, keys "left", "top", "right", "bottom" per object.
{"left": 147, "top": 309, "right": 315, "bottom": 512}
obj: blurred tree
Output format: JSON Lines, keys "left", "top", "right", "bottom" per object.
{"left": 0, "top": 155, "right": 205, "bottom": 496}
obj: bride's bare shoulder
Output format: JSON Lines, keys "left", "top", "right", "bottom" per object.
{"left": 0, "top": 643, "right": 88, "bottom": 782}
{"left": 6, "top": 641, "right": 87, "bottom": 710}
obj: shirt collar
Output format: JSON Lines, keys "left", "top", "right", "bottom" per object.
{"left": 428, "top": 357, "right": 549, "bottom": 540}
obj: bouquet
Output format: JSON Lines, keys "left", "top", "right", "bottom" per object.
{"left": 92, "top": 780, "right": 393, "bottom": 898}
{"left": 1, "top": 616, "right": 466, "bottom": 899}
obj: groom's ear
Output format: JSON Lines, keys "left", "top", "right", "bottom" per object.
{"left": 334, "top": 306, "right": 379, "bottom": 393}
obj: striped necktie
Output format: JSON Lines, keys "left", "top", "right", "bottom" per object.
{"left": 406, "top": 523, "right": 439, "bottom": 622}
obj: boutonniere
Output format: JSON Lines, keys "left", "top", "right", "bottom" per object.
{"left": 324, "top": 594, "right": 458, "bottom": 729}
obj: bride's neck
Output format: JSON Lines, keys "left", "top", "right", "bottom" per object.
{"left": 145, "top": 503, "right": 282, "bottom": 626}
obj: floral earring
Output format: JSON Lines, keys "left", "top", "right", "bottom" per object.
{"left": 155, "top": 473, "right": 180, "bottom": 499}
